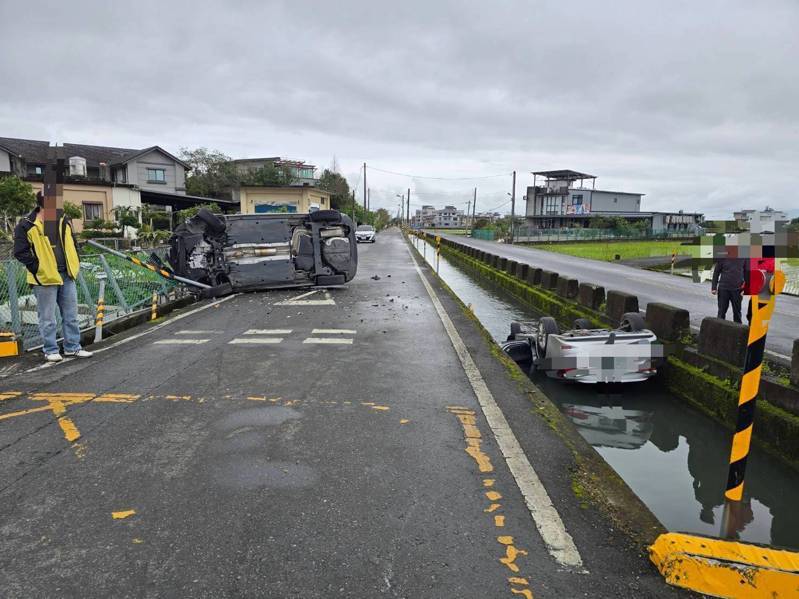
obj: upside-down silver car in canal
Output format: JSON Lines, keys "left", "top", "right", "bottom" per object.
{"left": 502, "top": 314, "right": 663, "bottom": 384}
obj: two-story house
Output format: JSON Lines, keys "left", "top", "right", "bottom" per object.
{"left": 0, "top": 137, "right": 198, "bottom": 232}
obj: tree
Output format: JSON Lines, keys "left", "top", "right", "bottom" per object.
{"left": 787, "top": 218, "right": 799, "bottom": 233}
{"left": 175, "top": 202, "right": 222, "bottom": 224}
{"left": 63, "top": 201, "right": 83, "bottom": 220}
{"left": 179, "top": 147, "right": 239, "bottom": 198}
{"left": 0, "top": 176, "right": 36, "bottom": 235}
{"left": 242, "top": 163, "right": 295, "bottom": 186}
{"left": 373, "top": 208, "right": 391, "bottom": 231}
{"left": 317, "top": 169, "right": 351, "bottom": 210}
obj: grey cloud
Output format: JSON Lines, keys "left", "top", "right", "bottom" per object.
{"left": 1, "top": 0, "right": 797, "bottom": 217}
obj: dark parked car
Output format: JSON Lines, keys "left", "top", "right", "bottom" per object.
{"left": 167, "top": 209, "right": 358, "bottom": 293}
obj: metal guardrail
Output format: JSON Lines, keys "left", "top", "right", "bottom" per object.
{"left": 0, "top": 243, "right": 183, "bottom": 350}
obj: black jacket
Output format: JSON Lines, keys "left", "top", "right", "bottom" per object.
{"left": 712, "top": 258, "right": 745, "bottom": 292}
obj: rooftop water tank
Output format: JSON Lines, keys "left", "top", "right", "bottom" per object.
{"left": 69, "top": 156, "right": 87, "bottom": 177}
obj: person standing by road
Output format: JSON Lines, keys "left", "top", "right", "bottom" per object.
{"left": 13, "top": 193, "right": 93, "bottom": 362}
{"left": 711, "top": 256, "right": 745, "bottom": 323}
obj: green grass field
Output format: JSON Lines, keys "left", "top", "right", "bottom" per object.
{"left": 533, "top": 240, "right": 687, "bottom": 262}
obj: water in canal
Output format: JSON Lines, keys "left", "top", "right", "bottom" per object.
{"left": 411, "top": 236, "right": 799, "bottom": 550}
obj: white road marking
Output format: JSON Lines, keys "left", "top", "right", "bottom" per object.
{"left": 311, "top": 328, "right": 357, "bottom": 335}
{"left": 22, "top": 295, "right": 237, "bottom": 374}
{"left": 176, "top": 330, "right": 222, "bottom": 334}
{"left": 405, "top": 242, "right": 585, "bottom": 572}
{"left": 303, "top": 338, "right": 353, "bottom": 345}
{"left": 229, "top": 338, "right": 284, "bottom": 344}
{"left": 153, "top": 339, "right": 209, "bottom": 345}
{"left": 275, "top": 290, "right": 336, "bottom": 306}
{"left": 244, "top": 329, "right": 292, "bottom": 335}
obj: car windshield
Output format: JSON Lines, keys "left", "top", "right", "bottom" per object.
{"left": 357, "top": 225, "right": 374, "bottom": 231}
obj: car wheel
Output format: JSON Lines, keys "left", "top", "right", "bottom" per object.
{"left": 573, "top": 318, "right": 592, "bottom": 330}
{"left": 196, "top": 208, "right": 226, "bottom": 234}
{"left": 509, "top": 321, "right": 522, "bottom": 341}
{"left": 503, "top": 340, "right": 533, "bottom": 370}
{"left": 538, "top": 317, "right": 559, "bottom": 355}
{"left": 620, "top": 312, "right": 646, "bottom": 332}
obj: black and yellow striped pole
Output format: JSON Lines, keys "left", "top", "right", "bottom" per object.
{"left": 721, "top": 268, "right": 786, "bottom": 535}
{"left": 94, "top": 272, "right": 107, "bottom": 343}
{"left": 150, "top": 291, "right": 158, "bottom": 321}
{"left": 86, "top": 240, "right": 211, "bottom": 289}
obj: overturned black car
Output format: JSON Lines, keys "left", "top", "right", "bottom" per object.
{"left": 167, "top": 209, "right": 358, "bottom": 293}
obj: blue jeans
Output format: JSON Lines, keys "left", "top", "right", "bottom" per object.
{"left": 32, "top": 277, "right": 83, "bottom": 355}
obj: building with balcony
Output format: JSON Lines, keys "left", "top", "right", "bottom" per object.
{"left": 230, "top": 157, "right": 319, "bottom": 186}
{"left": 411, "top": 205, "right": 466, "bottom": 228}
{"left": 734, "top": 207, "right": 789, "bottom": 233}
{"left": 524, "top": 169, "right": 702, "bottom": 233}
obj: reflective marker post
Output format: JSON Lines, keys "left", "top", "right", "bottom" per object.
{"left": 721, "top": 268, "right": 786, "bottom": 537}
{"left": 435, "top": 235, "right": 441, "bottom": 275}
{"left": 94, "top": 272, "right": 107, "bottom": 343}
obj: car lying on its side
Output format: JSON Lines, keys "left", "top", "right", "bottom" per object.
{"left": 167, "top": 209, "right": 358, "bottom": 294}
{"left": 355, "top": 224, "right": 377, "bottom": 243}
{"left": 501, "top": 313, "right": 662, "bottom": 384}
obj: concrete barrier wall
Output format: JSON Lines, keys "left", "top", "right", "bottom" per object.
{"left": 577, "top": 282, "right": 605, "bottom": 310}
{"left": 792, "top": 340, "right": 799, "bottom": 388}
{"left": 556, "top": 276, "right": 579, "bottom": 299}
{"left": 527, "top": 267, "right": 542, "bottom": 286}
{"left": 605, "top": 290, "right": 639, "bottom": 326}
{"left": 698, "top": 317, "right": 748, "bottom": 367}
{"left": 645, "top": 302, "right": 690, "bottom": 342}
{"left": 540, "top": 270, "right": 559, "bottom": 290}
{"left": 505, "top": 259, "right": 518, "bottom": 275}
{"left": 516, "top": 262, "right": 529, "bottom": 281}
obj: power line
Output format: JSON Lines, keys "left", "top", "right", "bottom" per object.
{"left": 369, "top": 166, "right": 512, "bottom": 181}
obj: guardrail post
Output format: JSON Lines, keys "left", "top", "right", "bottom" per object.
{"left": 150, "top": 290, "right": 158, "bottom": 321}
{"left": 4, "top": 260, "right": 22, "bottom": 335}
{"left": 94, "top": 272, "right": 107, "bottom": 343}
{"left": 99, "top": 254, "right": 130, "bottom": 313}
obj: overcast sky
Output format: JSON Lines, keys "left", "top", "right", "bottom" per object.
{"left": 1, "top": 0, "right": 797, "bottom": 219}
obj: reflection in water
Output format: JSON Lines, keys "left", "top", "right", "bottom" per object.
{"left": 414, "top": 236, "right": 799, "bottom": 549}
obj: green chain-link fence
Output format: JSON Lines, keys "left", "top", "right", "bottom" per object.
{"left": 1, "top": 242, "right": 182, "bottom": 350}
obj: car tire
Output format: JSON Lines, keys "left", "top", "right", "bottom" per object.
{"left": 309, "top": 209, "right": 342, "bottom": 223}
{"left": 196, "top": 208, "right": 226, "bottom": 234}
{"left": 620, "top": 312, "right": 646, "bottom": 332}
{"left": 509, "top": 321, "right": 522, "bottom": 341}
{"left": 573, "top": 318, "right": 592, "bottom": 330}
{"left": 503, "top": 340, "right": 533, "bottom": 370}
{"left": 538, "top": 317, "right": 559, "bottom": 355}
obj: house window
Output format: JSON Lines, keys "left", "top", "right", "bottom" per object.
{"left": 146, "top": 168, "right": 166, "bottom": 183}
{"left": 83, "top": 203, "right": 103, "bottom": 221}
{"left": 35, "top": 166, "right": 43, "bottom": 175}
{"left": 572, "top": 194, "right": 583, "bottom": 205}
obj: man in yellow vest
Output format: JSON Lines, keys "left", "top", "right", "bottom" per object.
{"left": 13, "top": 193, "right": 93, "bottom": 362}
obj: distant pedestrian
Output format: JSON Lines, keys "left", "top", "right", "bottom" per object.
{"left": 13, "top": 193, "right": 93, "bottom": 362}
{"left": 711, "top": 257, "right": 745, "bottom": 323}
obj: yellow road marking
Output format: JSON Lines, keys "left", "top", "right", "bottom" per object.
{"left": 370, "top": 405, "right": 390, "bottom": 411}
{"left": 400, "top": 419, "right": 410, "bottom": 424}
{"left": 112, "top": 510, "right": 136, "bottom": 520}
{"left": 483, "top": 479, "right": 495, "bottom": 487}
{"left": 495, "top": 515, "right": 505, "bottom": 527}
{"left": 0, "top": 405, "right": 53, "bottom": 421}
{"left": 133, "top": 538, "right": 144, "bottom": 544}
{"left": 485, "top": 503, "right": 501, "bottom": 513}
{"left": 510, "top": 587, "right": 534, "bottom": 598}
{"left": 0, "top": 392, "right": 22, "bottom": 401}
{"left": 57, "top": 417, "right": 81, "bottom": 442}
{"left": 485, "top": 490, "right": 502, "bottom": 501}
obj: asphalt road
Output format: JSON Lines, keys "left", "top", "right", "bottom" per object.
{"left": 0, "top": 229, "right": 685, "bottom": 598}
{"left": 436, "top": 232, "right": 799, "bottom": 359}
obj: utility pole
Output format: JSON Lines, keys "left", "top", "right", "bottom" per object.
{"left": 407, "top": 188, "right": 411, "bottom": 227}
{"left": 472, "top": 187, "right": 477, "bottom": 233}
{"left": 510, "top": 170, "right": 516, "bottom": 244}
{"left": 351, "top": 190, "right": 356, "bottom": 224}
{"left": 367, "top": 188, "right": 370, "bottom": 212}
{"left": 466, "top": 200, "right": 471, "bottom": 232}
{"left": 363, "top": 163, "right": 367, "bottom": 211}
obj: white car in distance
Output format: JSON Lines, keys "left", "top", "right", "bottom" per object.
{"left": 355, "top": 225, "right": 377, "bottom": 243}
